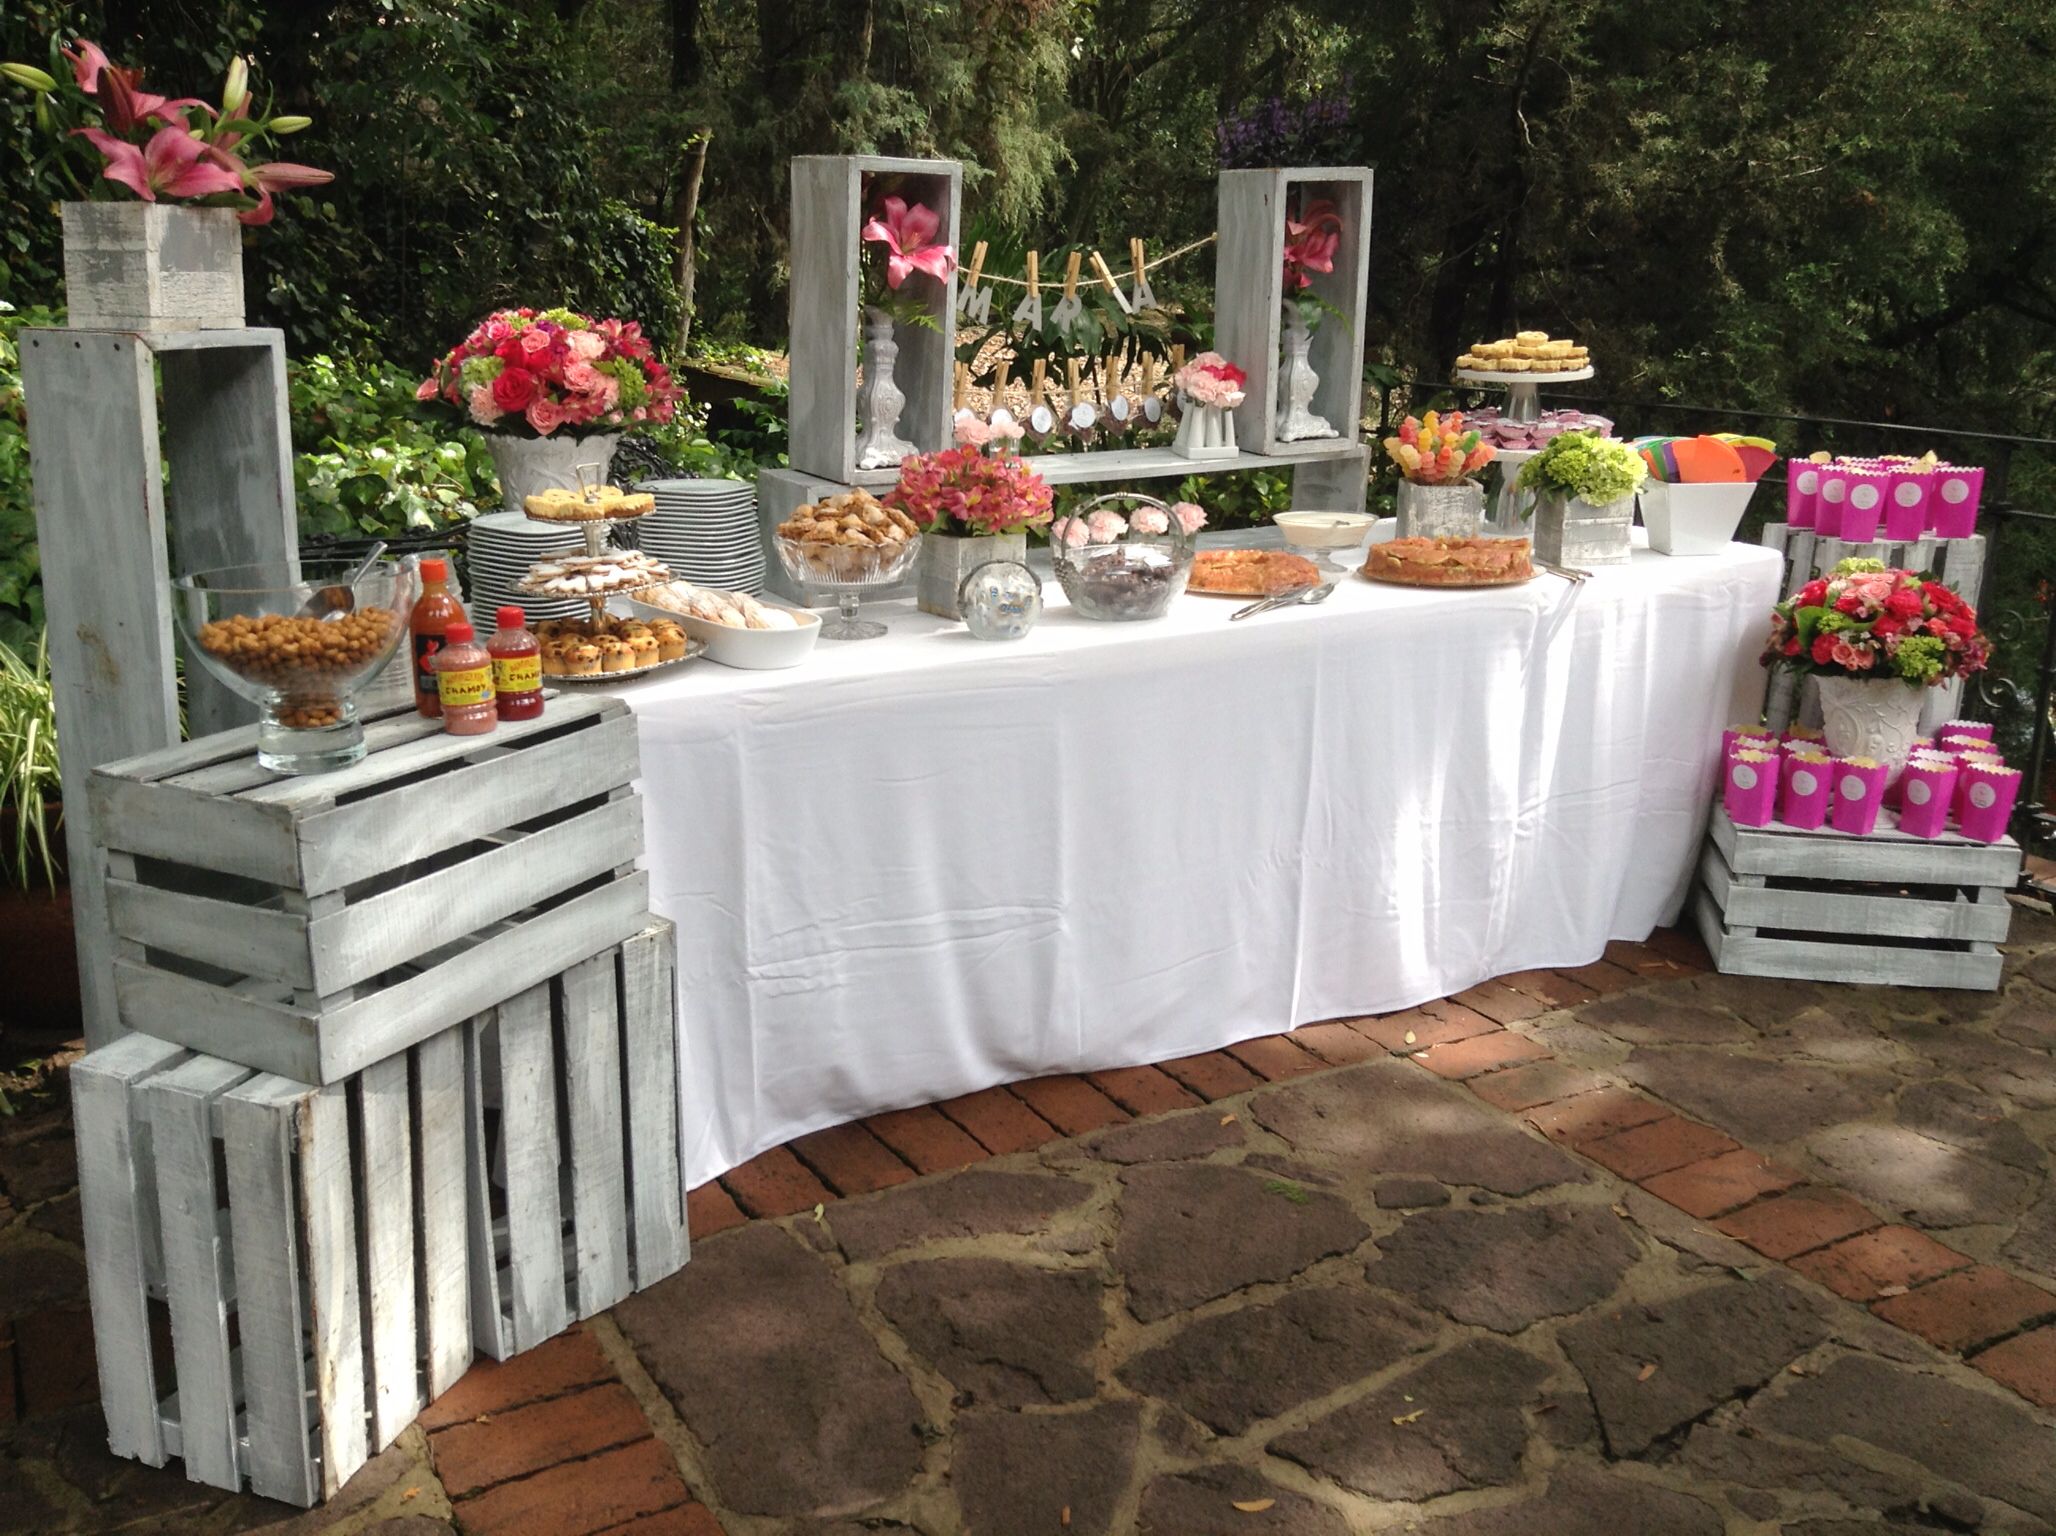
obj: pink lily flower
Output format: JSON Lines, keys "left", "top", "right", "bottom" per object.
{"left": 77, "top": 125, "right": 244, "bottom": 202}
{"left": 100, "top": 67, "right": 205, "bottom": 135}
{"left": 62, "top": 38, "right": 110, "bottom": 92}
{"left": 205, "top": 146, "right": 335, "bottom": 225}
{"left": 860, "top": 196, "right": 957, "bottom": 289}
{"left": 1282, "top": 198, "right": 1343, "bottom": 290}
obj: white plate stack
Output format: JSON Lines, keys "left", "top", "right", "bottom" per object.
{"left": 633, "top": 478, "right": 764, "bottom": 593}
{"left": 463, "top": 511, "right": 597, "bottom": 623}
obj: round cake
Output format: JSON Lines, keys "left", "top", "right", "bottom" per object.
{"left": 1187, "top": 548, "right": 1322, "bottom": 596}
{"left": 1364, "top": 536, "right": 1534, "bottom": 587}
{"left": 523, "top": 486, "right": 655, "bottom": 522}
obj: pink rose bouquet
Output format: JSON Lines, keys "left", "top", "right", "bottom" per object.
{"left": 3, "top": 40, "right": 331, "bottom": 226}
{"left": 1173, "top": 353, "right": 1248, "bottom": 410}
{"left": 1049, "top": 498, "right": 1208, "bottom": 549}
{"left": 1762, "top": 558, "right": 1988, "bottom": 686}
{"left": 885, "top": 447, "right": 1053, "bottom": 538}
{"left": 418, "top": 308, "right": 681, "bottom": 439}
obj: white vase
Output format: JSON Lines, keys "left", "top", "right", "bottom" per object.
{"left": 1275, "top": 304, "right": 1337, "bottom": 442}
{"left": 855, "top": 308, "right": 918, "bottom": 471}
{"left": 62, "top": 202, "right": 244, "bottom": 332}
{"left": 917, "top": 531, "right": 1026, "bottom": 620}
{"left": 1816, "top": 674, "right": 1927, "bottom": 778}
{"left": 485, "top": 431, "right": 621, "bottom": 515}
{"left": 1172, "top": 401, "right": 1238, "bottom": 460}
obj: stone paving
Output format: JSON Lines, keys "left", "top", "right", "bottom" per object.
{"left": 2, "top": 917, "right": 2054, "bottom": 1533}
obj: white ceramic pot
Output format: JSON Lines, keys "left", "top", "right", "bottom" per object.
{"left": 62, "top": 202, "right": 244, "bottom": 332}
{"left": 1640, "top": 481, "right": 1756, "bottom": 556}
{"left": 1173, "top": 403, "right": 1238, "bottom": 460}
{"left": 485, "top": 431, "right": 621, "bottom": 515}
{"left": 1816, "top": 674, "right": 1927, "bottom": 777}
{"left": 917, "top": 531, "right": 1026, "bottom": 620}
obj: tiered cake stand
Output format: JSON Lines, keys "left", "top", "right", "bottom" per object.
{"left": 516, "top": 474, "right": 701, "bottom": 681}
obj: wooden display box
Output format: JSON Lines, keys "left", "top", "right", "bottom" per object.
{"left": 466, "top": 923, "right": 690, "bottom": 1360}
{"left": 789, "top": 155, "right": 962, "bottom": 489}
{"left": 89, "top": 693, "right": 649, "bottom": 1084}
{"left": 1693, "top": 807, "right": 2019, "bottom": 990}
{"left": 72, "top": 1026, "right": 473, "bottom": 1506}
{"left": 1214, "top": 166, "right": 1374, "bottom": 459}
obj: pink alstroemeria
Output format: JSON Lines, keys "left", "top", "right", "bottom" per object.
{"left": 77, "top": 125, "right": 243, "bottom": 203}
{"left": 860, "top": 196, "right": 957, "bottom": 290}
{"left": 62, "top": 38, "right": 110, "bottom": 92}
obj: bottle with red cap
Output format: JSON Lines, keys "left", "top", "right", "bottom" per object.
{"left": 430, "top": 622, "right": 497, "bottom": 735}
{"left": 408, "top": 557, "right": 466, "bottom": 718}
{"left": 487, "top": 605, "right": 544, "bottom": 721}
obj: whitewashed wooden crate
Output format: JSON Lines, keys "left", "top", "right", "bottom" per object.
{"left": 88, "top": 693, "right": 649, "bottom": 1084}
{"left": 1214, "top": 166, "right": 1374, "bottom": 458}
{"left": 465, "top": 922, "right": 689, "bottom": 1360}
{"left": 71, "top": 1025, "right": 473, "bottom": 1506}
{"left": 1693, "top": 807, "right": 2020, "bottom": 990}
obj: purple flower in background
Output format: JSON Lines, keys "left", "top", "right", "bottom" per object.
{"left": 1216, "top": 82, "right": 1355, "bottom": 169}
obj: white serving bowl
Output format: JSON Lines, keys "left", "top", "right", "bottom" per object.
{"left": 1274, "top": 511, "right": 1377, "bottom": 551}
{"left": 626, "top": 595, "right": 821, "bottom": 669}
{"left": 1639, "top": 481, "right": 1757, "bottom": 556}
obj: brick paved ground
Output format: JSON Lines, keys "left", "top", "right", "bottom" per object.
{"left": 3, "top": 906, "right": 2055, "bottom": 1533}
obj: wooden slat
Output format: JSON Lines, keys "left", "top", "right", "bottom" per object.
{"left": 92, "top": 774, "right": 300, "bottom": 886}
{"left": 496, "top": 984, "right": 568, "bottom": 1353}
{"left": 413, "top": 1028, "right": 471, "bottom": 1399}
{"left": 72, "top": 1034, "right": 187, "bottom": 1466}
{"left": 463, "top": 1011, "right": 512, "bottom": 1360}
{"left": 306, "top": 795, "right": 644, "bottom": 996}
{"left": 356, "top": 1055, "right": 420, "bottom": 1447}
{"left": 144, "top": 1055, "right": 253, "bottom": 1490}
{"left": 111, "top": 960, "right": 319, "bottom": 1082}
{"left": 619, "top": 925, "right": 688, "bottom": 1282}
{"left": 297, "top": 1084, "right": 368, "bottom": 1498}
{"left": 560, "top": 952, "right": 630, "bottom": 1316}
{"left": 218, "top": 1076, "right": 317, "bottom": 1505}
{"left": 1707, "top": 926, "right": 2005, "bottom": 990}
{"left": 787, "top": 156, "right": 862, "bottom": 483}
{"left": 106, "top": 880, "right": 311, "bottom": 989}
{"left": 1720, "top": 881, "right": 2013, "bottom": 944}
{"left": 1710, "top": 808, "right": 2020, "bottom": 888}
{"left": 293, "top": 713, "right": 640, "bottom": 894}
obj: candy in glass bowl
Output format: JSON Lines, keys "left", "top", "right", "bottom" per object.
{"left": 1050, "top": 493, "right": 1206, "bottom": 621}
{"left": 172, "top": 559, "right": 418, "bottom": 775}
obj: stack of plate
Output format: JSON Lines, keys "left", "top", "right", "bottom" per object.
{"left": 633, "top": 478, "right": 764, "bottom": 593}
{"left": 462, "top": 511, "right": 596, "bottom": 623}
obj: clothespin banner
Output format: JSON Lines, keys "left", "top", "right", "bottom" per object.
{"left": 1049, "top": 250, "right": 1085, "bottom": 332}
{"left": 956, "top": 240, "right": 992, "bottom": 323}
{"left": 989, "top": 358, "right": 1017, "bottom": 431}
{"left": 1129, "top": 238, "right": 1158, "bottom": 311}
{"left": 1089, "top": 250, "right": 1133, "bottom": 317}
{"left": 1011, "top": 249, "right": 1043, "bottom": 333}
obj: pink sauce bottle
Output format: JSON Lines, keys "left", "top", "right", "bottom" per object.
{"left": 431, "top": 621, "right": 498, "bottom": 735}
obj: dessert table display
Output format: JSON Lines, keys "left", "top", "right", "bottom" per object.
{"left": 616, "top": 530, "right": 1782, "bottom": 1187}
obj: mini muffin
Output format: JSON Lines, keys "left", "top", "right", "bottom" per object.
{"left": 566, "top": 643, "right": 601, "bottom": 677}
{"left": 654, "top": 626, "right": 687, "bottom": 663}
{"left": 627, "top": 634, "right": 658, "bottom": 666}
{"left": 1515, "top": 329, "right": 1548, "bottom": 345}
{"left": 599, "top": 638, "right": 634, "bottom": 673}
{"left": 540, "top": 641, "right": 565, "bottom": 677}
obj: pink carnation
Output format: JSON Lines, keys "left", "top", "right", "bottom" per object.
{"left": 415, "top": 376, "right": 439, "bottom": 401}
{"left": 988, "top": 413, "right": 1025, "bottom": 446}
{"left": 1052, "top": 516, "right": 1088, "bottom": 549}
{"left": 467, "top": 383, "right": 505, "bottom": 426}
{"left": 953, "top": 414, "right": 993, "bottom": 449}
{"left": 1129, "top": 506, "right": 1170, "bottom": 535}
{"left": 1085, "top": 509, "right": 1128, "bottom": 544}
{"left": 568, "top": 330, "right": 606, "bottom": 361}
{"left": 1171, "top": 501, "right": 1207, "bottom": 535}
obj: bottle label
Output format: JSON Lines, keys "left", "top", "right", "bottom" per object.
{"left": 436, "top": 663, "right": 494, "bottom": 709}
{"left": 413, "top": 632, "right": 443, "bottom": 697}
{"left": 492, "top": 653, "right": 542, "bottom": 695}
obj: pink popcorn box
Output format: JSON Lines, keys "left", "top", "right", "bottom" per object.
{"left": 1724, "top": 750, "right": 1780, "bottom": 827}
{"left": 1720, "top": 722, "right": 1773, "bottom": 761}
{"left": 1839, "top": 470, "right": 1889, "bottom": 542}
{"left": 1943, "top": 719, "right": 1994, "bottom": 743}
{"left": 1786, "top": 462, "right": 1824, "bottom": 529}
{"left": 1957, "top": 762, "right": 2021, "bottom": 843}
{"left": 1931, "top": 464, "right": 1983, "bottom": 538}
{"left": 1952, "top": 750, "right": 2005, "bottom": 821}
{"left": 1779, "top": 753, "right": 1832, "bottom": 830}
{"left": 1885, "top": 468, "right": 1934, "bottom": 539}
{"left": 1813, "top": 466, "right": 1850, "bottom": 536}
{"left": 1829, "top": 756, "right": 1889, "bottom": 835}
{"left": 1896, "top": 760, "right": 1957, "bottom": 838}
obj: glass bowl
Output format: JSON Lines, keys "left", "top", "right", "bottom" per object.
{"left": 1049, "top": 493, "right": 1196, "bottom": 621}
{"left": 774, "top": 533, "right": 921, "bottom": 640}
{"left": 172, "top": 559, "right": 419, "bottom": 774}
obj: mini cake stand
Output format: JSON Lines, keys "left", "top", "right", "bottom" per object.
{"left": 1453, "top": 365, "right": 1594, "bottom": 425}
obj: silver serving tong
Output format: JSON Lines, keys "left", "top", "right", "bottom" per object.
{"left": 1535, "top": 558, "right": 1591, "bottom": 585}
{"left": 1231, "top": 582, "right": 1334, "bottom": 621}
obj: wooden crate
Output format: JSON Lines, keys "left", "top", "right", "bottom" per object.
{"left": 1693, "top": 807, "right": 2020, "bottom": 990}
{"left": 1214, "top": 166, "right": 1375, "bottom": 458}
{"left": 465, "top": 923, "right": 689, "bottom": 1359}
{"left": 71, "top": 1024, "right": 473, "bottom": 1506}
{"left": 788, "top": 155, "right": 962, "bottom": 488}
{"left": 89, "top": 693, "right": 649, "bottom": 1084}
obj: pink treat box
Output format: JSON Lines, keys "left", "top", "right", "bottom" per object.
{"left": 1786, "top": 462, "right": 1823, "bottom": 530}
{"left": 1721, "top": 723, "right": 1774, "bottom": 762}
{"left": 1931, "top": 464, "right": 1983, "bottom": 538}
{"left": 1829, "top": 756, "right": 1888, "bottom": 835}
{"left": 1953, "top": 750, "right": 2005, "bottom": 821}
{"left": 1840, "top": 470, "right": 1888, "bottom": 542}
{"left": 1943, "top": 719, "right": 1994, "bottom": 742}
{"left": 1813, "top": 466, "right": 1850, "bottom": 537}
{"left": 1957, "top": 762, "right": 2021, "bottom": 843}
{"left": 1724, "top": 750, "right": 1780, "bottom": 827}
{"left": 1896, "top": 760, "right": 1957, "bottom": 838}
{"left": 1885, "top": 468, "right": 1934, "bottom": 539}
{"left": 1779, "top": 753, "right": 1832, "bottom": 830}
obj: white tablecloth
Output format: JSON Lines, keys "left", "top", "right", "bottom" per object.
{"left": 620, "top": 533, "right": 1782, "bottom": 1186}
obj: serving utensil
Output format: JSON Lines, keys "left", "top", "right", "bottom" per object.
{"left": 296, "top": 540, "right": 387, "bottom": 620}
{"left": 1230, "top": 582, "right": 1334, "bottom": 621}
{"left": 1534, "top": 558, "right": 1591, "bottom": 585}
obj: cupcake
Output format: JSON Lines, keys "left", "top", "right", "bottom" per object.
{"left": 627, "top": 634, "right": 658, "bottom": 666}
{"left": 599, "top": 638, "right": 634, "bottom": 673}
{"left": 566, "top": 643, "right": 601, "bottom": 677}
{"left": 652, "top": 623, "right": 687, "bottom": 663}
{"left": 540, "top": 641, "right": 566, "bottom": 677}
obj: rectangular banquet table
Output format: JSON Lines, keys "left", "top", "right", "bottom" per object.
{"left": 617, "top": 532, "right": 1783, "bottom": 1187}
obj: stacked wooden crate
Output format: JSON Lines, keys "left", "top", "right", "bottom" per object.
{"left": 71, "top": 694, "right": 690, "bottom": 1504}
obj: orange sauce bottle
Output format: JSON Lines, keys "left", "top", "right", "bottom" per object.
{"left": 409, "top": 557, "right": 466, "bottom": 717}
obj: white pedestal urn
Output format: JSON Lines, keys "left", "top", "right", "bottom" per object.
{"left": 1275, "top": 304, "right": 1337, "bottom": 442}
{"left": 1817, "top": 675, "right": 1927, "bottom": 779}
{"left": 855, "top": 309, "right": 919, "bottom": 471}
{"left": 1532, "top": 491, "right": 1635, "bottom": 566}
{"left": 918, "top": 531, "right": 1026, "bottom": 620}
{"left": 62, "top": 202, "right": 244, "bottom": 332}
{"left": 1172, "top": 401, "right": 1238, "bottom": 460}
{"left": 484, "top": 431, "right": 622, "bottom": 514}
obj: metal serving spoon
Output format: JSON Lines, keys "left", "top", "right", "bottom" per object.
{"left": 297, "top": 540, "right": 388, "bottom": 620}
{"left": 1231, "top": 582, "right": 1335, "bottom": 621}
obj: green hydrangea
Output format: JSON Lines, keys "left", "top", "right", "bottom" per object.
{"left": 458, "top": 354, "right": 504, "bottom": 391}
{"left": 1892, "top": 634, "right": 1947, "bottom": 683}
{"left": 1834, "top": 557, "right": 1886, "bottom": 575}
{"left": 599, "top": 357, "right": 647, "bottom": 409}
{"left": 1516, "top": 431, "right": 1648, "bottom": 504}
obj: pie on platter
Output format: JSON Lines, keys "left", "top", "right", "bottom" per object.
{"left": 1362, "top": 536, "right": 1536, "bottom": 588}
{"left": 1186, "top": 548, "right": 1323, "bottom": 597}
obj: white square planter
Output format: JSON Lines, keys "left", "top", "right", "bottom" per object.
{"left": 1533, "top": 491, "right": 1634, "bottom": 566}
{"left": 62, "top": 202, "right": 244, "bottom": 332}
{"left": 917, "top": 531, "right": 1026, "bottom": 619}
{"left": 1641, "top": 481, "right": 1757, "bottom": 556}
